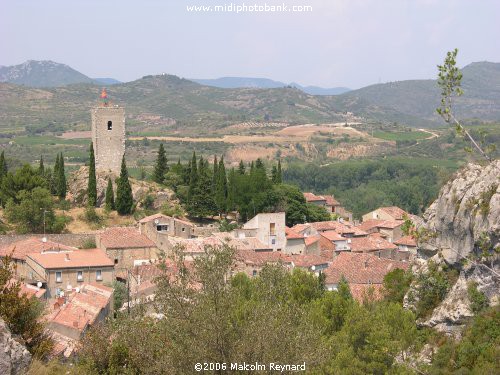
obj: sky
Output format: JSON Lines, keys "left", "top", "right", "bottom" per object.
{"left": 1, "top": 0, "right": 499, "bottom": 89}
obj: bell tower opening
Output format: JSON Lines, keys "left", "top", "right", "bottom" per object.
{"left": 107, "top": 121, "right": 113, "bottom": 130}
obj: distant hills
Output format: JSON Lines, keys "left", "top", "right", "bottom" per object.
{"left": 190, "top": 77, "right": 351, "bottom": 95}
{"left": 0, "top": 60, "right": 499, "bottom": 130}
{"left": 0, "top": 60, "right": 95, "bottom": 87}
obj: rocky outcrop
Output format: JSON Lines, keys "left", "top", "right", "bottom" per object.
{"left": 67, "top": 166, "right": 176, "bottom": 208}
{"left": 420, "top": 160, "right": 499, "bottom": 264}
{"left": 0, "top": 318, "right": 31, "bottom": 375}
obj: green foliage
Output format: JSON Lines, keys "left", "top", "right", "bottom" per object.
{"left": 153, "top": 143, "right": 168, "bottom": 184}
{"left": 284, "top": 158, "right": 445, "bottom": 219}
{"left": 5, "top": 187, "right": 66, "bottom": 233}
{"left": 306, "top": 203, "right": 331, "bottom": 223}
{"left": 115, "top": 156, "right": 134, "bottom": 215}
{"left": 218, "top": 218, "right": 238, "bottom": 232}
{"left": 467, "top": 282, "right": 489, "bottom": 314}
{"left": 0, "top": 256, "right": 54, "bottom": 359}
{"left": 81, "top": 238, "right": 97, "bottom": 249}
{"left": 409, "top": 261, "right": 458, "bottom": 318}
{"left": 161, "top": 201, "right": 184, "bottom": 218}
{"left": 81, "top": 205, "right": 102, "bottom": 225}
{"left": 383, "top": 268, "right": 413, "bottom": 304}
{"left": 87, "top": 143, "right": 97, "bottom": 207}
{"left": 54, "top": 152, "right": 66, "bottom": 199}
{"left": 112, "top": 281, "right": 127, "bottom": 313}
{"left": 105, "top": 177, "right": 115, "bottom": 211}
{"left": 0, "top": 164, "right": 48, "bottom": 206}
{"left": 427, "top": 306, "right": 500, "bottom": 374}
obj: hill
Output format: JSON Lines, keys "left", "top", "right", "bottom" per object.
{"left": 191, "top": 76, "right": 351, "bottom": 95}
{"left": 332, "top": 61, "right": 500, "bottom": 126}
{"left": 0, "top": 60, "right": 94, "bottom": 87}
{"left": 93, "top": 78, "right": 122, "bottom": 85}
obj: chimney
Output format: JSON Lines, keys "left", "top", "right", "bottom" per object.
{"left": 65, "top": 253, "right": 70, "bottom": 261}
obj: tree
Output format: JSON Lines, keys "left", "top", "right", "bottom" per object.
{"left": 115, "top": 156, "right": 133, "bottom": 215}
{"left": 153, "top": 143, "right": 168, "bottom": 184}
{"left": 0, "top": 151, "right": 7, "bottom": 180}
{"left": 38, "top": 156, "right": 44, "bottom": 175}
{"left": 5, "top": 187, "right": 66, "bottom": 234}
{"left": 186, "top": 156, "right": 217, "bottom": 218}
{"left": 437, "top": 49, "right": 496, "bottom": 161}
{"left": 383, "top": 268, "right": 412, "bottom": 304}
{"left": 88, "top": 143, "right": 97, "bottom": 207}
{"left": 0, "top": 256, "right": 54, "bottom": 358}
{"left": 55, "top": 153, "right": 66, "bottom": 199}
{"left": 105, "top": 177, "right": 115, "bottom": 211}
{"left": 214, "top": 156, "right": 227, "bottom": 215}
{"left": 187, "top": 152, "right": 198, "bottom": 201}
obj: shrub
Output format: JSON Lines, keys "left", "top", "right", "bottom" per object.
{"left": 467, "top": 281, "right": 489, "bottom": 314}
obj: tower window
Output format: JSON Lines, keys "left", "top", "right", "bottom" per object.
{"left": 107, "top": 121, "right": 112, "bottom": 130}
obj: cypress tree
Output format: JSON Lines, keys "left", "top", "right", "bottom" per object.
{"left": 238, "top": 160, "right": 246, "bottom": 175}
{"left": 105, "top": 177, "right": 115, "bottom": 211}
{"left": 271, "top": 165, "right": 278, "bottom": 183}
{"left": 187, "top": 155, "right": 216, "bottom": 218}
{"left": 215, "top": 156, "right": 227, "bottom": 215}
{"left": 226, "top": 168, "right": 236, "bottom": 212}
{"left": 50, "top": 154, "right": 60, "bottom": 195}
{"left": 212, "top": 155, "right": 218, "bottom": 192}
{"left": 116, "top": 155, "right": 133, "bottom": 215}
{"left": 277, "top": 159, "right": 283, "bottom": 183}
{"left": 88, "top": 143, "right": 97, "bottom": 207}
{"left": 153, "top": 143, "right": 168, "bottom": 184}
{"left": 187, "top": 152, "right": 198, "bottom": 201}
{"left": 0, "top": 151, "right": 7, "bottom": 179}
{"left": 38, "top": 156, "right": 44, "bottom": 175}
{"left": 57, "top": 153, "right": 66, "bottom": 199}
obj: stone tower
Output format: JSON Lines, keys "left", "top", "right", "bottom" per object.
{"left": 91, "top": 89, "right": 125, "bottom": 174}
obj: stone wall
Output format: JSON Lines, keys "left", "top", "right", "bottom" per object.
{"left": 91, "top": 106, "right": 125, "bottom": 174}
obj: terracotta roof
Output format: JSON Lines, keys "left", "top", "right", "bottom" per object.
{"left": 290, "top": 223, "right": 311, "bottom": 234}
{"left": 310, "top": 221, "right": 368, "bottom": 236}
{"left": 47, "top": 284, "right": 112, "bottom": 332}
{"left": 349, "top": 284, "right": 384, "bottom": 302}
{"left": 235, "top": 250, "right": 291, "bottom": 267}
{"left": 288, "top": 254, "right": 329, "bottom": 268}
{"left": 324, "top": 195, "right": 340, "bottom": 206}
{"left": 320, "top": 230, "right": 345, "bottom": 241}
{"left": 27, "top": 248, "right": 114, "bottom": 269}
{"left": 324, "top": 252, "right": 409, "bottom": 285}
{"left": 379, "top": 206, "right": 409, "bottom": 220}
{"left": 99, "top": 227, "right": 156, "bottom": 249}
{"left": 169, "top": 236, "right": 223, "bottom": 254}
{"left": 305, "top": 235, "right": 320, "bottom": 246}
{"left": 303, "top": 192, "right": 326, "bottom": 202}
{"left": 358, "top": 219, "right": 404, "bottom": 231}
{"left": 349, "top": 234, "right": 398, "bottom": 253}
{"left": 213, "top": 232, "right": 272, "bottom": 251}
{"left": 394, "top": 235, "right": 417, "bottom": 247}
{"left": 139, "top": 213, "right": 193, "bottom": 227}
{"left": 7, "top": 278, "right": 45, "bottom": 299}
{"left": 0, "top": 238, "right": 76, "bottom": 261}
{"left": 285, "top": 227, "right": 305, "bottom": 240}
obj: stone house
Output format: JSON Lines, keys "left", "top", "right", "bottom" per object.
{"left": 96, "top": 227, "right": 159, "bottom": 270}
{"left": 242, "top": 212, "right": 286, "bottom": 251}
{"left": 394, "top": 235, "right": 417, "bottom": 253}
{"left": 0, "top": 238, "right": 77, "bottom": 280}
{"left": 25, "top": 248, "right": 114, "bottom": 299}
{"left": 362, "top": 206, "right": 409, "bottom": 222}
{"left": 323, "top": 252, "right": 409, "bottom": 302}
{"left": 138, "top": 213, "right": 195, "bottom": 250}
{"left": 356, "top": 219, "right": 404, "bottom": 242}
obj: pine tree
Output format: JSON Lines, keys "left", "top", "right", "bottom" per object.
{"left": 57, "top": 153, "right": 66, "bottom": 199}
{"left": 38, "top": 156, "right": 44, "bottom": 175}
{"left": 0, "top": 151, "right": 7, "bottom": 179}
{"left": 116, "top": 155, "right": 133, "bottom": 215}
{"left": 88, "top": 143, "right": 97, "bottom": 207}
{"left": 105, "top": 177, "right": 115, "bottom": 211}
{"left": 153, "top": 143, "right": 168, "bottom": 184}
{"left": 215, "top": 156, "right": 227, "bottom": 215}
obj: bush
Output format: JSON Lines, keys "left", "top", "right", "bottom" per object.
{"left": 82, "top": 206, "right": 102, "bottom": 225}
{"left": 383, "top": 268, "right": 413, "bottom": 304}
{"left": 81, "top": 238, "right": 97, "bottom": 249}
{"left": 467, "top": 281, "right": 489, "bottom": 314}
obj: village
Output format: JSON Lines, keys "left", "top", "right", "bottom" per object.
{"left": 0, "top": 90, "right": 464, "bottom": 361}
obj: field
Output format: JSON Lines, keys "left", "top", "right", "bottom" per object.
{"left": 372, "top": 129, "right": 432, "bottom": 141}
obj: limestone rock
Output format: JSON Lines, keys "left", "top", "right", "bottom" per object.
{"left": 0, "top": 318, "right": 31, "bottom": 375}
{"left": 419, "top": 160, "right": 499, "bottom": 264}
{"left": 67, "top": 166, "right": 176, "bottom": 208}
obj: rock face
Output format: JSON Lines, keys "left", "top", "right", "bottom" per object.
{"left": 420, "top": 160, "right": 499, "bottom": 264}
{"left": 0, "top": 318, "right": 31, "bottom": 375}
{"left": 67, "top": 166, "right": 176, "bottom": 208}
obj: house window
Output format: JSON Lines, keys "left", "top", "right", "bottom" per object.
{"left": 271, "top": 238, "right": 276, "bottom": 245}
{"left": 181, "top": 227, "right": 186, "bottom": 232}
{"left": 77, "top": 271, "right": 83, "bottom": 282}
{"left": 107, "top": 121, "right": 112, "bottom": 130}
{"left": 55, "top": 271, "right": 62, "bottom": 283}
{"left": 114, "top": 259, "right": 119, "bottom": 265}
{"left": 156, "top": 224, "right": 169, "bottom": 232}
{"left": 96, "top": 270, "right": 102, "bottom": 281}
{"left": 270, "top": 223, "right": 276, "bottom": 236}
{"left": 252, "top": 270, "right": 258, "bottom": 277}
